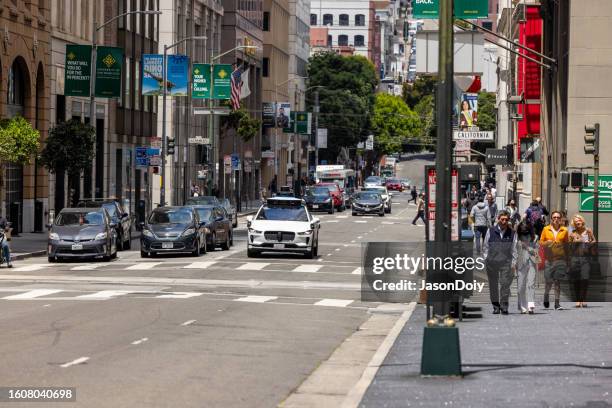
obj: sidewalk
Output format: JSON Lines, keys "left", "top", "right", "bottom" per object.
{"left": 359, "top": 302, "right": 612, "bottom": 407}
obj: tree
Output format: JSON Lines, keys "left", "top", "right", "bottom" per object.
{"left": 371, "top": 93, "right": 421, "bottom": 155}
{"left": 402, "top": 76, "right": 437, "bottom": 109}
{"left": 477, "top": 92, "right": 496, "bottom": 131}
{"left": 40, "top": 119, "right": 95, "bottom": 205}
{"left": 221, "top": 108, "right": 262, "bottom": 142}
{"left": 0, "top": 116, "right": 40, "bottom": 186}
{"left": 412, "top": 94, "right": 436, "bottom": 151}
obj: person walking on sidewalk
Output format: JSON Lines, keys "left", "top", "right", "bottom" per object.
{"left": 409, "top": 186, "right": 418, "bottom": 204}
{"left": 505, "top": 199, "right": 520, "bottom": 227}
{"left": 0, "top": 216, "right": 12, "bottom": 268}
{"left": 470, "top": 196, "right": 491, "bottom": 255}
{"left": 526, "top": 200, "right": 546, "bottom": 238}
{"left": 483, "top": 210, "right": 515, "bottom": 314}
{"left": 539, "top": 211, "right": 569, "bottom": 310}
{"left": 486, "top": 194, "right": 498, "bottom": 225}
{"left": 412, "top": 193, "right": 426, "bottom": 225}
{"left": 568, "top": 214, "right": 596, "bottom": 308}
{"left": 512, "top": 219, "right": 538, "bottom": 314}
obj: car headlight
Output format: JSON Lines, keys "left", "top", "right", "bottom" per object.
{"left": 248, "top": 228, "right": 262, "bottom": 234}
{"left": 49, "top": 232, "right": 59, "bottom": 241}
{"left": 297, "top": 230, "right": 313, "bottom": 236}
{"left": 182, "top": 228, "right": 196, "bottom": 236}
{"left": 95, "top": 232, "right": 107, "bottom": 240}
{"left": 142, "top": 229, "right": 154, "bottom": 238}
{"left": 325, "top": 198, "right": 331, "bottom": 203}
{"left": 382, "top": 195, "right": 389, "bottom": 200}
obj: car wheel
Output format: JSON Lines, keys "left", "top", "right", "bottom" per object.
{"left": 192, "top": 239, "right": 201, "bottom": 257}
{"left": 140, "top": 250, "right": 149, "bottom": 258}
{"left": 117, "top": 233, "right": 124, "bottom": 251}
{"left": 201, "top": 237, "right": 207, "bottom": 254}
{"left": 305, "top": 247, "right": 314, "bottom": 259}
{"left": 328, "top": 205, "right": 333, "bottom": 214}
{"left": 379, "top": 211, "right": 385, "bottom": 217}
{"left": 211, "top": 233, "right": 217, "bottom": 249}
{"left": 111, "top": 249, "right": 118, "bottom": 259}
{"left": 313, "top": 240, "right": 319, "bottom": 257}
{"left": 233, "top": 216, "right": 238, "bottom": 228}
{"left": 124, "top": 232, "right": 131, "bottom": 250}
{"left": 48, "top": 256, "right": 56, "bottom": 263}
{"left": 221, "top": 234, "right": 230, "bottom": 250}
{"left": 247, "top": 248, "right": 259, "bottom": 258}
{"left": 229, "top": 231, "right": 234, "bottom": 246}
{"left": 352, "top": 211, "right": 357, "bottom": 216}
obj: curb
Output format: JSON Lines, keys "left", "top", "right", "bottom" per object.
{"left": 12, "top": 250, "right": 47, "bottom": 261}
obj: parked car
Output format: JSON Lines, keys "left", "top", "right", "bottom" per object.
{"left": 364, "top": 176, "right": 384, "bottom": 188}
{"left": 220, "top": 198, "right": 238, "bottom": 228}
{"left": 362, "top": 186, "right": 392, "bottom": 213}
{"left": 192, "top": 205, "right": 233, "bottom": 250}
{"left": 47, "top": 207, "right": 118, "bottom": 262}
{"left": 385, "top": 178, "right": 404, "bottom": 192}
{"left": 140, "top": 206, "right": 207, "bottom": 257}
{"left": 246, "top": 197, "right": 320, "bottom": 258}
{"left": 315, "top": 182, "right": 345, "bottom": 211}
{"left": 304, "top": 186, "right": 335, "bottom": 214}
{"left": 185, "top": 196, "right": 220, "bottom": 206}
{"left": 351, "top": 192, "right": 385, "bottom": 217}
{"left": 78, "top": 199, "right": 132, "bottom": 250}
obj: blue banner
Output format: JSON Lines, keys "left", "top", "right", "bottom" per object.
{"left": 167, "top": 55, "right": 189, "bottom": 96}
{"left": 142, "top": 54, "right": 164, "bottom": 96}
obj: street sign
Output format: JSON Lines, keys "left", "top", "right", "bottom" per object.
{"left": 520, "top": 136, "right": 540, "bottom": 163}
{"left": 579, "top": 175, "right": 612, "bottom": 212}
{"left": 262, "top": 102, "right": 276, "bottom": 128}
{"left": 317, "top": 128, "right": 328, "bottom": 149}
{"left": 95, "top": 46, "right": 123, "bottom": 98}
{"left": 142, "top": 54, "right": 164, "bottom": 96}
{"left": 261, "top": 150, "right": 275, "bottom": 158}
{"left": 192, "top": 63, "right": 211, "bottom": 99}
{"left": 149, "top": 156, "right": 162, "bottom": 166}
{"left": 64, "top": 44, "right": 92, "bottom": 97}
{"left": 283, "top": 111, "right": 311, "bottom": 134}
{"left": 146, "top": 148, "right": 160, "bottom": 156}
{"left": 135, "top": 147, "right": 149, "bottom": 168}
{"left": 231, "top": 154, "right": 240, "bottom": 171}
{"left": 193, "top": 107, "right": 230, "bottom": 115}
{"left": 223, "top": 155, "right": 232, "bottom": 175}
{"left": 455, "top": 139, "right": 471, "bottom": 153}
{"left": 485, "top": 148, "right": 509, "bottom": 165}
{"left": 413, "top": 0, "right": 489, "bottom": 19}
{"left": 213, "top": 64, "right": 232, "bottom": 99}
{"left": 188, "top": 136, "right": 211, "bottom": 145}
{"left": 365, "top": 140, "right": 374, "bottom": 150}
{"left": 244, "top": 160, "right": 252, "bottom": 173}
{"left": 453, "top": 131, "right": 494, "bottom": 141}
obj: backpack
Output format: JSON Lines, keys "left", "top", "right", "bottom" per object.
{"left": 527, "top": 206, "right": 543, "bottom": 226}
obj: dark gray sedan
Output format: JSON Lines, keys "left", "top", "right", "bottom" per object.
{"left": 47, "top": 208, "right": 118, "bottom": 262}
{"left": 140, "top": 206, "right": 206, "bottom": 257}
{"left": 351, "top": 192, "right": 385, "bottom": 216}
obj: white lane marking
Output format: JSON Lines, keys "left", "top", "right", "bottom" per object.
{"left": 335, "top": 248, "right": 340, "bottom": 251}
{"left": 156, "top": 292, "right": 203, "bottom": 299}
{"left": 350, "top": 240, "right": 356, "bottom": 243}
{"left": 2, "top": 289, "right": 63, "bottom": 300}
{"left": 382, "top": 221, "right": 395, "bottom": 225}
{"left": 181, "top": 320, "right": 197, "bottom": 326}
{"left": 326, "top": 220, "right": 339, "bottom": 223}
{"left": 292, "top": 264, "right": 323, "bottom": 273}
{"left": 314, "top": 299, "right": 353, "bottom": 308}
{"left": 326, "top": 254, "right": 333, "bottom": 257}
{"left": 351, "top": 267, "right": 362, "bottom": 275}
{"left": 131, "top": 337, "right": 149, "bottom": 345}
{"left": 335, "top": 215, "right": 348, "bottom": 219}
{"left": 234, "top": 295, "right": 278, "bottom": 303}
{"left": 237, "top": 262, "right": 269, "bottom": 271}
{"left": 183, "top": 261, "right": 217, "bottom": 269}
{"left": 71, "top": 264, "right": 103, "bottom": 271}
{"left": 43, "top": 304, "right": 52, "bottom": 307}
{"left": 357, "top": 236, "right": 363, "bottom": 239}
{"left": 126, "top": 262, "right": 162, "bottom": 270}
{"left": 343, "top": 244, "right": 349, "bottom": 247}
{"left": 60, "top": 356, "right": 89, "bottom": 368}
{"left": 76, "top": 290, "right": 132, "bottom": 300}
{"left": 354, "top": 220, "right": 368, "bottom": 223}
{"left": 13, "top": 264, "right": 49, "bottom": 272}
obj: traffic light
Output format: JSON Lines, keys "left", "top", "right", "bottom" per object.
{"left": 167, "top": 138, "right": 175, "bottom": 155}
{"left": 584, "top": 123, "right": 600, "bottom": 155}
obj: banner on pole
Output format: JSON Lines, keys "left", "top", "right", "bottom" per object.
{"left": 213, "top": 64, "right": 232, "bottom": 99}
{"left": 142, "top": 54, "right": 164, "bottom": 96}
{"left": 167, "top": 55, "right": 189, "bottom": 96}
{"left": 64, "top": 45, "right": 92, "bottom": 97}
{"left": 95, "top": 46, "right": 123, "bottom": 98}
{"left": 192, "top": 63, "right": 211, "bottom": 99}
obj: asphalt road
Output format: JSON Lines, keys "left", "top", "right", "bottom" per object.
{"left": 0, "top": 160, "right": 431, "bottom": 408}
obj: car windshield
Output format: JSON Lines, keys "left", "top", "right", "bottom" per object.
{"left": 365, "top": 177, "right": 381, "bottom": 183}
{"left": 256, "top": 206, "right": 309, "bottom": 222}
{"left": 310, "top": 187, "right": 330, "bottom": 196}
{"left": 56, "top": 211, "right": 104, "bottom": 226}
{"left": 364, "top": 187, "right": 387, "bottom": 194}
{"left": 186, "top": 196, "right": 219, "bottom": 205}
{"left": 387, "top": 179, "right": 400, "bottom": 184}
{"left": 321, "top": 179, "right": 345, "bottom": 188}
{"left": 356, "top": 192, "right": 380, "bottom": 200}
{"left": 148, "top": 209, "right": 193, "bottom": 224}
{"left": 195, "top": 208, "right": 213, "bottom": 221}
{"left": 319, "top": 184, "right": 338, "bottom": 192}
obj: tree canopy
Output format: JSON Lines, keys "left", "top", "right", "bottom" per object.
{"left": 0, "top": 116, "right": 40, "bottom": 169}
{"left": 40, "top": 119, "right": 95, "bottom": 178}
{"left": 370, "top": 93, "right": 421, "bottom": 155}
{"left": 477, "top": 92, "right": 496, "bottom": 131}
{"left": 402, "top": 76, "right": 437, "bottom": 109}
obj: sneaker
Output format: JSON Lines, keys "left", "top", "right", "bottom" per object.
{"left": 7, "top": 263, "right": 12, "bottom": 268}
{"left": 501, "top": 308, "right": 509, "bottom": 315}
{"left": 555, "top": 303, "right": 564, "bottom": 310}
{"left": 493, "top": 306, "right": 501, "bottom": 314}
{"left": 528, "top": 309, "right": 535, "bottom": 315}
{"left": 543, "top": 296, "right": 550, "bottom": 309}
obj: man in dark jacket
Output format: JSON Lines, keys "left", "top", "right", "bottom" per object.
{"left": 483, "top": 210, "right": 514, "bottom": 314}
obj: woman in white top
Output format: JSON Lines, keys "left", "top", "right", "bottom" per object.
{"left": 512, "top": 219, "right": 538, "bottom": 314}
{"left": 568, "top": 214, "right": 596, "bottom": 308}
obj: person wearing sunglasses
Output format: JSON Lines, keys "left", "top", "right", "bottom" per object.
{"left": 539, "top": 211, "right": 569, "bottom": 310}
{"left": 483, "top": 210, "right": 515, "bottom": 314}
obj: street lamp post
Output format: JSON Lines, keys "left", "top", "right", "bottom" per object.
{"left": 90, "top": 9, "right": 161, "bottom": 200}
{"left": 160, "top": 36, "right": 208, "bottom": 207}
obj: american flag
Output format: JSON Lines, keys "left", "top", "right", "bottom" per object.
{"left": 230, "top": 66, "right": 243, "bottom": 110}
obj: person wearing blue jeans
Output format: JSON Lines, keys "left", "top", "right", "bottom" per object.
{"left": 0, "top": 216, "right": 12, "bottom": 268}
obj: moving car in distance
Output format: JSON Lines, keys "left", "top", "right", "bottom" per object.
{"left": 246, "top": 197, "right": 320, "bottom": 259}
{"left": 78, "top": 199, "right": 132, "bottom": 250}
{"left": 315, "top": 182, "right": 345, "bottom": 211}
{"left": 220, "top": 198, "right": 238, "bottom": 228}
{"left": 276, "top": 186, "right": 295, "bottom": 197}
{"left": 140, "top": 206, "right": 206, "bottom": 258}
{"left": 400, "top": 178, "right": 411, "bottom": 190}
{"left": 351, "top": 191, "right": 385, "bottom": 217}
{"left": 364, "top": 176, "right": 384, "bottom": 188}
{"left": 362, "top": 185, "right": 393, "bottom": 213}
{"left": 47, "top": 207, "right": 118, "bottom": 262}
{"left": 185, "top": 195, "right": 220, "bottom": 206}
{"left": 304, "top": 186, "right": 335, "bottom": 214}
{"left": 192, "top": 205, "right": 232, "bottom": 250}
{"left": 385, "top": 178, "right": 404, "bottom": 192}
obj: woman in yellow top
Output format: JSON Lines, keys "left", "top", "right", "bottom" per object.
{"left": 539, "top": 211, "right": 569, "bottom": 310}
{"left": 568, "top": 214, "right": 596, "bottom": 308}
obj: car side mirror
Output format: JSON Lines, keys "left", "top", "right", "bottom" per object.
{"left": 246, "top": 215, "right": 253, "bottom": 222}
{"left": 312, "top": 217, "right": 320, "bottom": 224}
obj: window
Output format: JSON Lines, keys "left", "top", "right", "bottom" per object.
{"left": 124, "top": 58, "right": 131, "bottom": 109}
{"left": 323, "top": 14, "right": 333, "bottom": 26}
{"left": 355, "top": 14, "right": 365, "bottom": 26}
{"left": 339, "top": 14, "right": 349, "bottom": 26}
{"left": 354, "top": 35, "right": 364, "bottom": 47}
{"left": 263, "top": 12, "right": 270, "bottom": 31}
{"left": 134, "top": 60, "right": 140, "bottom": 111}
{"left": 327, "top": 35, "right": 332, "bottom": 46}
{"left": 262, "top": 58, "right": 269, "bottom": 77}
{"left": 310, "top": 14, "right": 317, "bottom": 25}
{"left": 338, "top": 35, "right": 348, "bottom": 46}
{"left": 482, "top": 21, "right": 493, "bottom": 31}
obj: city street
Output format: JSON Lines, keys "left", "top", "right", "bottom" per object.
{"left": 0, "top": 162, "right": 426, "bottom": 407}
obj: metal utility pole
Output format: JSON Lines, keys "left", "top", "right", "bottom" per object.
{"left": 314, "top": 89, "right": 319, "bottom": 169}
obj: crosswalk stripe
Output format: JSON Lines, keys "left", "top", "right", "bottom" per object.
{"left": 335, "top": 215, "right": 348, "bottom": 219}
{"left": 183, "top": 261, "right": 217, "bottom": 269}
{"left": 234, "top": 295, "right": 278, "bottom": 303}
{"left": 325, "top": 220, "right": 339, "bottom": 223}
{"left": 75, "top": 290, "right": 132, "bottom": 299}
{"left": 156, "top": 292, "right": 203, "bottom": 299}
{"left": 12, "top": 264, "right": 49, "bottom": 272}
{"left": 381, "top": 221, "right": 395, "bottom": 225}
{"left": 314, "top": 299, "right": 353, "bottom": 307}
{"left": 237, "top": 262, "right": 269, "bottom": 271}
{"left": 292, "top": 264, "right": 322, "bottom": 273}
{"left": 354, "top": 220, "right": 368, "bottom": 223}
{"left": 126, "top": 262, "right": 162, "bottom": 270}
{"left": 2, "top": 289, "right": 63, "bottom": 300}
{"left": 351, "top": 267, "right": 362, "bottom": 275}
{"left": 71, "top": 264, "right": 102, "bottom": 271}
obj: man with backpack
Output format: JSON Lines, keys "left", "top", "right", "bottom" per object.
{"left": 470, "top": 196, "right": 491, "bottom": 255}
{"left": 526, "top": 200, "right": 546, "bottom": 238}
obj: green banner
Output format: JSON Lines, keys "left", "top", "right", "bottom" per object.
{"left": 95, "top": 46, "right": 123, "bottom": 98}
{"left": 283, "top": 112, "right": 311, "bottom": 134}
{"left": 64, "top": 44, "right": 92, "bottom": 97}
{"left": 192, "top": 63, "right": 211, "bottom": 99}
{"left": 412, "top": 0, "right": 489, "bottom": 19}
{"left": 213, "top": 64, "right": 232, "bottom": 100}
{"left": 579, "top": 175, "right": 612, "bottom": 212}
